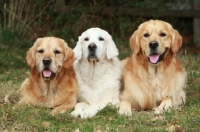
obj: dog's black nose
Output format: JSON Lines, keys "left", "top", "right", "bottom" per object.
{"left": 88, "top": 43, "right": 97, "bottom": 50}
{"left": 43, "top": 58, "right": 52, "bottom": 66}
{"left": 149, "top": 41, "right": 159, "bottom": 49}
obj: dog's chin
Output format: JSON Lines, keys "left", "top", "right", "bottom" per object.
{"left": 147, "top": 49, "right": 168, "bottom": 65}
{"left": 87, "top": 56, "right": 99, "bottom": 62}
{"left": 42, "top": 68, "right": 56, "bottom": 80}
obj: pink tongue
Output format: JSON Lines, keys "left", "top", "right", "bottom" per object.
{"left": 149, "top": 54, "right": 159, "bottom": 63}
{"left": 43, "top": 70, "right": 52, "bottom": 77}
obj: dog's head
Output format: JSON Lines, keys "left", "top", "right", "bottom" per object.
{"left": 26, "top": 37, "right": 75, "bottom": 80}
{"left": 73, "top": 27, "right": 119, "bottom": 61}
{"left": 130, "top": 20, "right": 182, "bottom": 65}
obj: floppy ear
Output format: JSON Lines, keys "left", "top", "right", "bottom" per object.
{"left": 130, "top": 30, "right": 140, "bottom": 54}
{"left": 171, "top": 29, "right": 182, "bottom": 53}
{"left": 73, "top": 36, "right": 82, "bottom": 60}
{"left": 63, "top": 45, "right": 75, "bottom": 68}
{"left": 26, "top": 45, "right": 36, "bottom": 69}
{"left": 106, "top": 34, "right": 119, "bottom": 60}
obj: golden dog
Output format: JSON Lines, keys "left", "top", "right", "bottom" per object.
{"left": 119, "top": 20, "right": 186, "bottom": 115}
{"left": 19, "top": 37, "right": 77, "bottom": 115}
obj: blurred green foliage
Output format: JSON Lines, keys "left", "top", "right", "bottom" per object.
{"left": 0, "top": 0, "right": 193, "bottom": 49}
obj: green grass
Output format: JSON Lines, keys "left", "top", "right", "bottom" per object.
{"left": 0, "top": 48, "right": 200, "bottom": 132}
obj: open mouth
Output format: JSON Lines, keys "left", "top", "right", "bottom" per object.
{"left": 148, "top": 49, "right": 168, "bottom": 64}
{"left": 42, "top": 68, "right": 55, "bottom": 79}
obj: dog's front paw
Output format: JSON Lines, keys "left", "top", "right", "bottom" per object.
{"left": 119, "top": 107, "right": 132, "bottom": 116}
{"left": 71, "top": 110, "right": 83, "bottom": 117}
{"left": 80, "top": 107, "right": 98, "bottom": 119}
{"left": 51, "top": 108, "right": 59, "bottom": 116}
{"left": 153, "top": 99, "right": 172, "bottom": 114}
{"left": 153, "top": 107, "right": 163, "bottom": 114}
{"left": 119, "top": 100, "right": 132, "bottom": 116}
{"left": 51, "top": 106, "right": 71, "bottom": 116}
{"left": 153, "top": 106, "right": 171, "bottom": 115}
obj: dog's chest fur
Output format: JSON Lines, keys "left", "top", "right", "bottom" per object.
{"left": 147, "top": 66, "right": 165, "bottom": 99}
{"left": 143, "top": 63, "right": 179, "bottom": 102}
{"left": 39, "top": 78, "right": 59, "bottom": 106}
{"left": 79, "top": 60, "right": 109, "bottom": 87}
{"left": 74, "top": 58, "right": 122, "bottom": 104}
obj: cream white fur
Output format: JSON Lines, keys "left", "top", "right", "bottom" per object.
{"left": 71, "top": 28, "right": 122, "bottom": 118}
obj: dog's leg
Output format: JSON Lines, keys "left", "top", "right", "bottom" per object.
{"left": 71, "top": 102, "right": 90, "bottom": 117}
{"left": 119, "top": 100, "right": 132, "bottom": 116}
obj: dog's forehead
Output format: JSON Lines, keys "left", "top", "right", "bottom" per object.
{"left": 140, "top": 20, "right": 171, "bottom": 32}
{"left": 82, "top": 28, "right": 107, "bottom": 38}
{"left": 35, "top": 37, "right": 64, "bottom": 51}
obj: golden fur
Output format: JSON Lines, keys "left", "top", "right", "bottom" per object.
{"left": 19, "top": 37, "right": 77, "bottom": 115}
{"left": 119, "top": 20, "right": 186, "bottom": 115}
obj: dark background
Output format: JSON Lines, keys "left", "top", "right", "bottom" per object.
{"left": 0, "top": 0, "right": 199, "bottom": 54}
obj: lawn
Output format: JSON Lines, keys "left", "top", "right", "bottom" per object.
{"left": 0, "top": 47, "right": 200, "bottom": 132}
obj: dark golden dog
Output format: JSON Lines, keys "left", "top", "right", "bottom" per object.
{"left": 19, "top": 37, "right": 77, "bottom": 115}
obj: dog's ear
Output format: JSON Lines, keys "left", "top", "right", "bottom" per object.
{"left": 171, "top": 29, "right": 182, "bottom": 53}
{"left": 106, "top": 33, "right": 119, "bottom": 60}
{"left": 73, "top": 36, "right": 82, "bottom": 60}
{"left": 26, "top": 40, "right": 38, "bottom": 69}
{"left": 63, "top": 44, "right": 75, "bottom": 68}
{"left": 130, "top": 30, "right": 140, "bottom": 54}
{"left": 26, "top": 47, "right": 35, "bottom": 69}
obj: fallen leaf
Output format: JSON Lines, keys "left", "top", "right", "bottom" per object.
{"left": 166, "top": 124, "right": 183, "bottom": 132}
{"left": 74, "top": 128, "right": 81, "bottom": 132}
{"left": 94, "top": 125, "right": 104, "bottom": 132}
{"left": 42, "top": 121, "right": 50, "bottom": 128}
{"left": 26, "top": 71, "right": 30, "bottom": 75}
{"left": 109, "top": 117, "right": 113, "bottom": 121}
{"left": 151, "top": 115, "right": 165, "bottom": 122}
{"left": 4, "top": 94, "right": 10, "bottom": 104}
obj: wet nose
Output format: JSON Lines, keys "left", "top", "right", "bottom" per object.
{"left": 43, "top": 57, "right": 52, "bottom": 66}
{"left": 88, "top": 43, "right": 97, "bottom": 50}
{"left": 149, "top": 41, "right": 159, "bottom": 49}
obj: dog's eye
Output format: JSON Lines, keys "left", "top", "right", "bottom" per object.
{"left": 54, "top": 50, "right": 61, "bottom": 54}
{"left": 99, "top": 37, "right": 104, "bottom": 41}
{"left": 37, "top": 50, "right": 44, "bottom": 54}
{"left": 160, "top": 33, "right": 166, "bottom": 37}
{"left": 144, "top": 33, "right": 149, "bottom": 37}
{"left": 84, "top": 37, "right": 89, "bottom": 41}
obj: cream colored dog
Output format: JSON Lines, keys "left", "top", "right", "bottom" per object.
{"left": 119, "top": 20, "right": 186, "bottom": 115}
{"left": 71, "top": 28, "right": 122, "bottom": 118}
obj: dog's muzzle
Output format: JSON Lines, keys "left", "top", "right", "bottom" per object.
{"left": 148, "top": 41, "right": 167, "bottom": 64}
{"left": 43, "top": 57, "right": 52, "bottom": 66}
{"left": 88, "top": 43, "right": 98, "bottom": 60}
{"left": 42, "top": 57, "right": 55, "bottom": 80}
{"left": 149, "top": 41, "right": 158, "bottom": 51}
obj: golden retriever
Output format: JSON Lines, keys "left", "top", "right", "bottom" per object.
{"left": 19, "top": 37, "right": 77, "bottom": 115}
{"left": 71, "top": 28, "right": 122, "bottom": 118}
{"left": 119, "top": 20, "right": 186, "bottom": 115}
